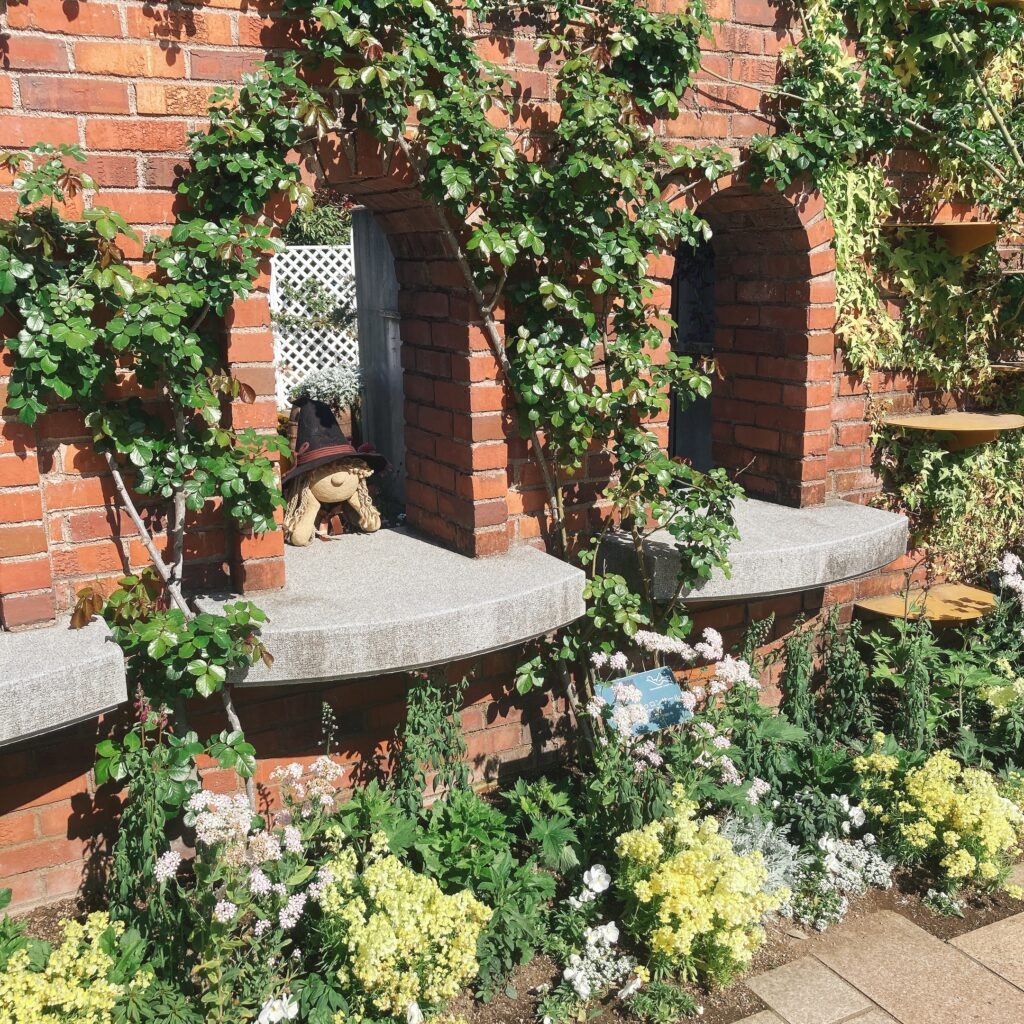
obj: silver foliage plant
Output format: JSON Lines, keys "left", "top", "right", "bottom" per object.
{"left": 720, "top": 815, "right": 810, "bottom": 906}
{"left": 290, "top": 361, "right": 362, "bottom": 412}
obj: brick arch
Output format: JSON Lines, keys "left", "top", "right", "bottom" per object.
{"left": 272, "top": 133, "right": 512, "bottom": 559}
{"left": 675, "top": 178, "right": 837, "bottom": 508}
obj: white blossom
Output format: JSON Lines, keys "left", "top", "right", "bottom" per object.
{"left": 694, "top": 628, "right": 724, "bottom": 662}
{"left": 582, "top": 864, "right": 611, "bottom": 894}
{"left": 213, "top": 900, "right": 237, "bottom": 925}
{"left": 608, "top": 652, "right": 631, "bottom": 674}
{"left": 154, "top": 850, "right": 181, "bottom": 884}
{"left": 258, "top": 994, "right": 299, "bottom": 1024}
{"left": 278, "top": 892, "right": 307, "bottom": 931}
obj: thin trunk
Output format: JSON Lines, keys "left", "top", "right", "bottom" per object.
{"left": 103, "top": 449, "right": 257, "bottom": 810}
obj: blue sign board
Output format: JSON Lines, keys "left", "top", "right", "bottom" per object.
{"left": 596, "top": 666, "right": 694, "bottom": 736}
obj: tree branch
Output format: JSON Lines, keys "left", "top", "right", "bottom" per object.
{"left": 102, "top": 449, "right": 190, "bottom": 617}
{"left": 104, "top": 445, "right": 257, "bottom": 810}
{"left": 949, "top": 34, "right": 1024, "bottom": 172}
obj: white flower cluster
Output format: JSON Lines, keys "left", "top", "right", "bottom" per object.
{"left": 831, "top": 793, "right": 867, "bottom": 834}
{"left": 189, "top": 792, "right": 253, "bottom": 866}
{"left": 795, "top": 835, "right": 893, "bottom": 931}
{"left": 1000, "top": 552, "right": 1024, "bottom": 604}
{"left": 633, "top": 630, "right": 696, "bottom": 661}
{"left": 607, "top": 681, "right": 651, "bottom": 735}
{"left": 213, "top": 900, "right": 237, "bottom": 924}
{"left": 694, "top": 628, "right": 724, "bottom": 662}
{"left": 154, "top": 849, "right": 181, "bottom": 884}
{"left": 747, "top": 777, "right": 772, "bottom": 806}
{"left": 308, "top": 866, "right": 335, "bottom": 903}
{"left": 709, "top": 655, "right": 759, "bottom": 695}
{"left": 562, "top": 922, "right": 635, "bottom": 1001}
{"left": 567, "top": 864, "right": 611, "bottom": 909}
{"left": 819, "top": 835, "right": 893, "bottom": 896}
{"left": 278, "top": 892, "right": 307, "bottom": 931}
{"left": 633, "top": 739, "right": 663, "bottom": 774}
{"left": 271, "top": 756, "right": 345, "bottom": 818}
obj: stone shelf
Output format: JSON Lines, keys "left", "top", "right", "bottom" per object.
{"left": 885, "top": 214, "right": 1000, "bottom": 257}
{"left": 198, "top": 528, "right": 586, "bottom": 687}
{"left": 883, "top": 411, "right": 1024, "bottom": 450}
{"left": 0, "top": 619, "right": 127, "bottom": 748}
{"left": 601, "top": 499, "right": 908, "bottom": 604}
{"left": 856, "top": 583, "right": 996, "bottom": 624}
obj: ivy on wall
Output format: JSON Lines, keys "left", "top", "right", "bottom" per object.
{"left": 748, "top": 0, "right": 1024, "bottom": 387}
{"left": 743, "top": 0, "right": 1024, "bottom": 574}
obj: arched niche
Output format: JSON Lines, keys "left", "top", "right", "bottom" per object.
{"left": 669, "top": 181, "right": 836, "bottom": 508}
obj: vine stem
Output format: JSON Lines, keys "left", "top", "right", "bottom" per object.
{"left": 100, "top": 449, "right": 257, "bottom": 810}
{"left": 102, "top": 450, "right": 190, "bottom": 616}
{"left": 699, "top": 64, "right": 1011, "bottom": 186}
{"left": 392, "top": 132, "right": 569, "bottom": 555}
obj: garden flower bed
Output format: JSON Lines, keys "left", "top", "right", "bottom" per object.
{"left": 6, "top": 563, "right": 1024, "bottom": 1023}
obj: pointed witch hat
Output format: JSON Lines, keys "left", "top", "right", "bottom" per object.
{"left": 282, "top": 397, "right": 387, "bottom": 486}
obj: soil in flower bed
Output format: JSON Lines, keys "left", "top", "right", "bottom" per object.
{"left": 14, "top": 875, "right": 1023, "bottom": 1024}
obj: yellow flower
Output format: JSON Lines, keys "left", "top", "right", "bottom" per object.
{"left": 872, "top": 751, "right": 1024, "bottom": 891}
{"left": 615, "top": 797, "right": 784, "bottom": 985}
{"left": 0, "top": 913, "right": 128, "bottom": 1024}
{"left": 940, "top": 849, "right": 977, "bottom": 879}
{"left": 319, "top": 849, "right": 490, "bottom": 1016}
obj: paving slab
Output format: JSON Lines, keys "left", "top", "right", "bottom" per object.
{"left": 848, "top": 1011, "right": 898, "bottom": 1023}
{"left": 814, "top": 910, "right": 1024, "bottom": 1024}
{"left": 744, "top": 956, "right": 873, "bottom": 1024}
{"left": 950, "top": 912, "right": 1024, "bottom": 991}
{"left": 735, "top": 1014, "right": 785, "bottom": 1024}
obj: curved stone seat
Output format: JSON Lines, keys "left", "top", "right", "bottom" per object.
{"left": 199, "top": 528, "right": 586, "bottom": 686}
{"left": 0, "top": 619, "right": 127, "bottom": 748}
{"left": 603, "top": 499, "right": 908, "bottom": 603}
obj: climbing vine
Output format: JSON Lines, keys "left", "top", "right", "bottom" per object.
{"left": 6, "top": 0, "right": 1023, "bottom": 724}
{"left": 183, "top": 0, "right": 747, "bottom": 643}
{"left": 742, "top": 0, "right": 1024, "bottom": 572}
{"left": 748, "top": 0, "right": 1024, "bottom": 387}
{"left": 0, "top": 2, "right": 752, "bottom": 766}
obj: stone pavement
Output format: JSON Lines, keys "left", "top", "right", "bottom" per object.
{"left": 736, "top": 908, "right": 1024, "bottom": 1024}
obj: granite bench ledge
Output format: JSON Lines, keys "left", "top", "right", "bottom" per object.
{"left": 0, "top": 619, "right": 128, "bottom": 747}
{"left": 601, "top": 498, "right": 909, "bottom": 604}
{"left": 197, "top": 528, "right": 587, "bottom": 687}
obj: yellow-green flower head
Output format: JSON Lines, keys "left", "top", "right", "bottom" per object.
{"left": 320, "top": 850, "right": 490, "bottom": 1016}
{"left": 0, "top": 913, "right": 128, "bottom": 1024}
{"left": 614, "top": 798, "right": 783, "bottom": 981}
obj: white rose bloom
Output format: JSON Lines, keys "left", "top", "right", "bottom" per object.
{"left": 257, "top": 995, "right": 299, "bottom": 1024}
{"left": 583, "top": 864, "right": 611, "bottom": 894}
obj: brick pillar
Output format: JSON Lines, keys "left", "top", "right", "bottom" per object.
{"left": 0, "top": 352, "right": 56, "bottom": 628}
{"left": 225, "top": 288, "right": 287, "bottom": 593}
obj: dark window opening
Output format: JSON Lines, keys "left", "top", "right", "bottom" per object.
{"left": 669, "top": 236, "right": 716, "bottom": 471}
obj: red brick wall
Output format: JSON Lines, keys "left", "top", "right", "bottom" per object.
{"left": 0, "top": 0, "right": 921, "bottom": 912}
{"left": 0, "top": 647, "right": 569, "bottom": 912}
{"left": 0, "top": 0, "right": 812, "bottom": 624}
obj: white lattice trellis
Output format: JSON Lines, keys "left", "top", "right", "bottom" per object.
{"left": 270, "top": 244, "right": 359, "bottom": 409}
